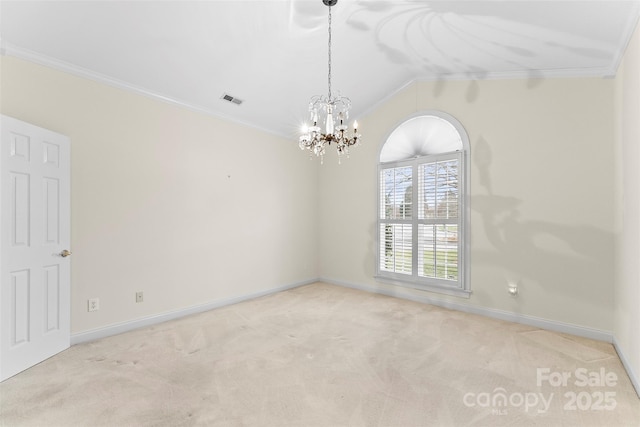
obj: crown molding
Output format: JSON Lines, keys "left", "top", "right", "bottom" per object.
{"left": 356, "top": 63, "right": 621, "bottom": 123}
{"left": 607, "top": 2, "right": 640, "bottom": 78}
{"left": 0, "top": 41, "right": 289, "bottom": 140}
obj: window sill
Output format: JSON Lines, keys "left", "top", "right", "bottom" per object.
{"left": 374, "top": 275, "right": 472, "bottom": 299}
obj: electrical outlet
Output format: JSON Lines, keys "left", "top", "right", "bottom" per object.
{"left": 136, "top": 291, "right": 143, "bottom": 303}
{"left": 88, "top": 298, "right": 99, "bottom": 312}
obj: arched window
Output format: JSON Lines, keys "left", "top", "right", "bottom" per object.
{"left": 377, "top": 112, "right": 470, "bottom": 297}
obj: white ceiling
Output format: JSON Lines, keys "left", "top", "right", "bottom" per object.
{"left": 1, "top": 0, "right": 639, "bottom": 139}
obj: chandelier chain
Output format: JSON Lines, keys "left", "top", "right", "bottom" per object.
{"left": 327, "top": 5, "right": 332, "bottom": 100}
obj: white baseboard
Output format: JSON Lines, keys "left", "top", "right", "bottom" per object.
{"left": 327, "top": 277, "right": 640, "bottom": 400}
{"left": 613, "top": 337, "right": 640, "bottom": 398}
{"left": 71, "top": 278, "right": 317, "bottom": 345}
{"left": 320, "top": 277, "right": 613, "bottom": 343}
{"left": 71, "top": 277, "right": 639, "bottom": 399}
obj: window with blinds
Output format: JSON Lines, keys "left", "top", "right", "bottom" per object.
{"left": 377, "top": 112, "right": 469, "bottom": 297}
{"left": 378, "top": 152, "right": 465, "bottom": 292}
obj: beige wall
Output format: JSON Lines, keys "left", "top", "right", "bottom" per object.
{"left": 615, "top": 21, "right": 640, "bottom": 391}
{"left": 318, "top": 76, "right": 616, "bottom": 332}
{"left": 0, "top": 50, "right": 626, "bottom": 340}
{"left": 0, "top": 56, "right": 318, "bottom": 335}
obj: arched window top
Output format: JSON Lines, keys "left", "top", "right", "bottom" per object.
{"left": 380, "top": 112, "right": 467, "bottom": 163}
{"left": 376, "top": 110, "right": 470, "bottom": 298}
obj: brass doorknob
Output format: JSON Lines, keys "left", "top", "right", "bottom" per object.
{"left": 60, "top": 249, "right": 72, "bottom": 257}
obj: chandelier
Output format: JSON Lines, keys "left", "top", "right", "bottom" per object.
{"left": 299, "top": 0, "right": 361, "bottom": 164}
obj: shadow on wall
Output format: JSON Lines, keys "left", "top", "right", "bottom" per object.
{"left": 429, "top": 72, "right": 547, "bottom": 105}
{"left": 429, "top": 73, "right": 546, "bottom": 105}
{"left": 471, "top": 135, "right": 614, "bottom": 306}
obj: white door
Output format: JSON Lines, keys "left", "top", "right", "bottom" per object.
{"left": 0, "top": 115, "right": 70, "bottom": 381}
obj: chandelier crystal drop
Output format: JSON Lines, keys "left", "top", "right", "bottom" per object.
{"left": 299, "top": 0, "right": 361, "bottom": 164}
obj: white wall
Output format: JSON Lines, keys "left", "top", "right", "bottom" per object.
{"left": 0, "top": 56, "right": 318, "bottom": 335}
{"left": 614, "top": 21, "right": 640, "bottom": 393}
{"left": 319, "top": 76, "right": 616, "bottom": 333}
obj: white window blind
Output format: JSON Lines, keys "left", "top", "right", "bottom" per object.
{"left": 379, "top": 224, "right": 412, "bottom": 274}
{"left": 378, "top": 151, "right": 464, "bottom": 291}
{"left": 418, "top": 156, "right": 460, "bottom": 282}
{"left": 379, "top": 165, "right": 413, "bottom": 275}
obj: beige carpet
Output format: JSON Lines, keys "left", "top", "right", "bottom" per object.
{"left": 0, "top": 282, "right": 638, "bottom": 426}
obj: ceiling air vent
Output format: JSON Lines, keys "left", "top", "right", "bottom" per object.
{"left": 221, "top": 93, "right": 243, "bottom": 105}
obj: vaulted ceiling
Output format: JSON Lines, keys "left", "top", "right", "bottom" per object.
{"left": 1, "top": 1, "right": 639, "bottom": 139}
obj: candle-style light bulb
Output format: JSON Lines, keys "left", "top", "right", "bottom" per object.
{"left": 353, "top": 120, "right": 358, "bottom": 131}
{"left": 326, "top": 106, "right": 334, "bottom": 135}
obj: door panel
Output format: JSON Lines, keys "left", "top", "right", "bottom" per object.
{"left": 10, "top": 172, "right": 30, "bottom": 247}
{"left": 1, "top": 115, "right": 70, "bottom": 381}
{"left": 11, "top": 269, "right": 30, "bottom": 345}
{"left": 44, "top": 264, "right": 60, "bottom": 332}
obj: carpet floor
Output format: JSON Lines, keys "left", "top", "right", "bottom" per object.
{"left": 0, "top": 282, "right": 638, "bottom": 426}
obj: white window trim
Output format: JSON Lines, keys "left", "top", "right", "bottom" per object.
{"left": 375, "top": 111, "right": 471, "bottom": 298}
